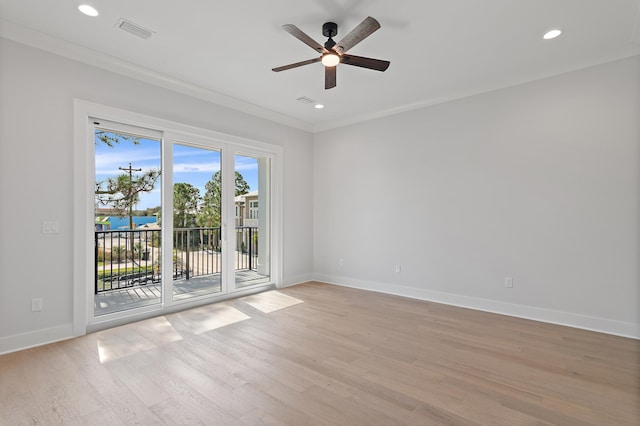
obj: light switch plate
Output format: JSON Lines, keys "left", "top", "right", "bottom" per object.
{"left": 31, "top": 298, "right": 43, "bottom": 312}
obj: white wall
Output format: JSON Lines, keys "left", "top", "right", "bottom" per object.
{"left": 1, "top": 36, "right": 637, "bottom": 355}
{"left": 314, "top": 56, "right": 640, "bottom": 338}
{"left": 0, "top": 38, "right": 314, "bottom": 353}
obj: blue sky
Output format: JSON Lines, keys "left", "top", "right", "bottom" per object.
{"left": 95, "top": 134, "right": 258, "bottom": 210}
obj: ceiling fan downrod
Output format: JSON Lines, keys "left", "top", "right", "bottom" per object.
{"left": 323, "top": 22, "right": 338, "bottom": 50}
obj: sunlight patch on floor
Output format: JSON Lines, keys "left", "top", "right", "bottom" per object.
{"left": 241, "top": 290, "right": 303, "bottom": 313}
{"left": 94, "top": 292, "right": 301, "bottom": 363}
{"left": 170, "top": 303, "right": 251, "bottom": 334}
{"left": 128, "top": 316, "right": 183, "bottom": 346}
{"left": 97, "top": 328, "right": 156, "bottom": 364}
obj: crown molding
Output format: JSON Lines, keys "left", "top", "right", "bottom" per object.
{"left": 312, "top": 52, "right": 640, "bottom": 133}
{"left": 4, "top": 17, "right": 639, "bottom": 136}
{"left": 632, "top": 0, "right": 640, "bottom": 45}
{"left": 0, "top": 18, "right": 313, "bottom": 133}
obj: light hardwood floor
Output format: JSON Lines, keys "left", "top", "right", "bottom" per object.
{"left": 1, "top": 282, "right": 638, "bottom": 425}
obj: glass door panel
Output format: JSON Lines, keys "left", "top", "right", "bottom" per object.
{"left": 234, "top": 154, "right": 271, "bottom": 289}
{"left": 94, "top": 126, "right": 162, "bottom": 316}
{"left": 82, "top": 107, "right": 281, "bottom": 332}
{"left": 172, "top": 143, "right": 223, "bottom": 301}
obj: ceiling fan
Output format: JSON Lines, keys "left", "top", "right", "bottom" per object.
{"left": 272, "top": 16, "right": 390, "bottom": 89}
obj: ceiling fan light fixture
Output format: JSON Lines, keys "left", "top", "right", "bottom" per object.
{"left": 78, "top": 4, "right": 99, "bottom": 17}
{"left": 321, "top": 52, "right": 340, "bottom": 67}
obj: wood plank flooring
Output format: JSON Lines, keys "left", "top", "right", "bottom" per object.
{"left": 1, "top": 282, "right": 638, "bottom": 425}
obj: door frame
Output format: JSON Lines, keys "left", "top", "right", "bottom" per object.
{"left": 73, "top": 99, "right": 282, "bottom": 335}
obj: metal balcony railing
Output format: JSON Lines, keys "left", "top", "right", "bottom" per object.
{"left": 95, "top": 226, "right": 259, "bottom": 294}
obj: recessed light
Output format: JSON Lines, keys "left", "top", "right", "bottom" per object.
{"left": 78, "top": 4, "right": 99, "bottom": 17}
{"left": 314, "top": 104, "right": 324, "bottom": 109}
{"left": 543, "top": 29, "right": 562, "bottom": 40}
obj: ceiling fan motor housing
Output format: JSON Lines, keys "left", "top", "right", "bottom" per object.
{"left": 322, "top": 22, "right": 338, "bottom": 38}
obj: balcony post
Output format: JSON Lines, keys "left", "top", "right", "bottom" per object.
{"left": 95, "top": 232, "right": 99, "bottom": 294}
{"left": 248, "top": 227, "right": 253, "bottom": 270}
{"left": 185, "top": 228, "right": 190, "bottom": 280}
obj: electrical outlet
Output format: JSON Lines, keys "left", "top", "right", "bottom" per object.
{"left": 395, "top": 264, "right": 401, "bottom": 273}
{"left": 31, "top": 298, "right": 43, "bottom": 312}
{"left": 338, "top": 258, "right": 344, "bottom": 267}
{"left": 504, "top": 277, "right": 513, "bottom": 288}
{"left": 42, "top": 221, "right": 59, "bottom": 234}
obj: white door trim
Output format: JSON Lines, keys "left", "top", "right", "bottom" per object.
{"left": 73, "top": 99, "right": 283, "bottom": 335}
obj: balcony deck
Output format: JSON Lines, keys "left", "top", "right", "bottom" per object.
{"left": 94, "top": 270, "right": 269, "bottom": 316}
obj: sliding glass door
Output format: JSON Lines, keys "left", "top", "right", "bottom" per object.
{"left": 172, "top": 142, "right": 223, "bottom": 301}
{"left": 234, "top": 154, "right": 271, "bottom": 289}
{"left": 89, "top": 118, "right": 277, "bottom": 321}
{"left": 93, "top": 121, "right": 162, "bottom": 316}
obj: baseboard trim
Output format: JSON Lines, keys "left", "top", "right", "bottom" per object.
{"left": 0, "top": 277, "right": 311, "bottom": 354}
{"left": 280, "top": 273, "right": 314, "bottom": 289}
{"left": 4, "top": 276, "right": 634, "bottom": 354}
{"left": 0, "top": 324, "right": 74, "bottom": 355}
{"left": 313, "top": 274, "right": 640, "bottom": 339}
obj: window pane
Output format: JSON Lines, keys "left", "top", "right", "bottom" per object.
{"left": 94, "top": 129, "right": 161, "bottom": 315}
{"left": 235, "top": 154, "right": 270, "bottom": 288}
{"left": 172, "top": 143, "right": 222, "bottom": 301}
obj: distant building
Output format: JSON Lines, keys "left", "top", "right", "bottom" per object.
{"left": 95, "top": 216, "right": 111, "bottom": 231}
{"left": 235, "top": 190, "right": 258, "bottom": 227}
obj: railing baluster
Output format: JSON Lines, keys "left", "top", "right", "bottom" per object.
{"left": 95, "top": 226, "right": 258, "bottom": 293}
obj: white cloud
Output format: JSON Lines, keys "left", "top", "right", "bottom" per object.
{"left": 173, "top": 161, "right": 220, "bottom": 173}
{"left": 234, "top": 156, "right": 259, "bottom": 171}
{"left": 95, "top": 148, "right": 161, "bottom": 175}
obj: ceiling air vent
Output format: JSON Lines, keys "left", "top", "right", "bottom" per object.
{"left": 296, "top": 96, "right": 314, "bottom": 104}
{"left": 116, "top": 18, "right": 154, "bottom": 40}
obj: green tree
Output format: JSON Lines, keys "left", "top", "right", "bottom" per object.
{"left": 173, "top": 183, "right": 201, "bottom": 228}
{"left": 141, "top": 206, "right": 161, "bottom": 217}
{"left": 96, "top": 166, "right": 160, "bottom": 251}
{"left": 139, "top": 205, "right": 161, "bottom": 225}
{"left": 232, "top": 171, "right": 251, "bottom": 196}
{"left": 94, "top": 130, "right": 139, "bottom": 147}
{"left": 197, "top": 171, "right": 249, "bottom": 228}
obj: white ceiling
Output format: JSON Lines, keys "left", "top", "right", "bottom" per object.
{"left": 1, "top": 0, "right": 639, "bottom": 132}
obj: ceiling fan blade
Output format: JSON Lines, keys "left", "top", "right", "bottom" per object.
{"left": 272, "top": 57, "right": 321, "bottom": 72}
{"left": 341, "top": 54, "right": 390, "bottom": 71}
{"left": 334, "top": 16, "right": 381, "bottom": 54}
{"left": 325, "top": 66, "right": 336, "bottom": 89}
{"left": 282, "top": 24, "right": 326, "bottom": 53}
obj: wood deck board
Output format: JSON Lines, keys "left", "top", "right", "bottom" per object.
{"left": 94, "top": 270, "right": 269, "bottom": 315}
